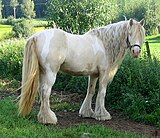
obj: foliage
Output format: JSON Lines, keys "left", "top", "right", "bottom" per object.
{"left": 0, "top": 0, "right": 160, "bottom": 35}
{"left": 46, "top": 0, "right": 160, "bottom": 35}
{"left": 34, "top": 0, "right": 47, "bottom": 18}
{"left": 12, "top": 19, "right": 34, "bottom": 38}
{"left": 6, "top": 16, "right": 16, "bottom": 25}
{"left": 144, "top": 0, "right": 160, "bottom": 35}
{"left": 10, "top": 0, "right": 18, "bottom": 7}
{"left": 0, "top": 39, "right": 24, "bottom": 80}
{"left": 46, "top": 0, "right": 97, "bottom": 34}
{"left": 46, "top": 0, "right": 119, "bottom": 34}
{"left": 10, "top": 0, "right": 19, "bottom": 18}
{"left": 0, "top": 0, "right": 2, "bottom": 19}
{"left": 106, "top": 54, "right": 160, "bottom": 126}
{"left": 31, "top": 18, "right": 48, "bottom": 27}
{"left": 2, "top": 0, "right": 46, "bottom": 18}
{"left": 21, "top": 0, "right": 35, "bottom": 19}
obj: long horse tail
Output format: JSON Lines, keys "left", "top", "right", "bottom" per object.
{"left": 18, "top": 37, "right": 39, "bottom": 117}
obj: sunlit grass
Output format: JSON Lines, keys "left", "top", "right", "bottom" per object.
{"left": 34, "top": 27, "right": 45, "bottom": 32}
{"left": 0, "top": 25, "right": 12, "bottom": 38}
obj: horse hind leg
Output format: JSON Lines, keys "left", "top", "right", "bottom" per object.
{"left": 79, "top": 75, "right": 98, "bottom": 118}
{"left": 38, "top": 64, "right": 58, "bottom": 124}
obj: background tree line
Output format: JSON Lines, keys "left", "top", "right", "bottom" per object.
{"left": 46, "top": 0, "right": 160, "bottom": 35}
{"left": 0, "top": 0, "right": 160, "bottom": 35}
{"left": 1, "top": 0, "right": 46, "bottom": 19}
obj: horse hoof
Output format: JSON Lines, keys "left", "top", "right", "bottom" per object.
{"left": 95, "top": 115, "right": 112, "bottom": 121}
{"left": 79, "top": 109, "right": 95, "bottom": 118}
{"left": 37, "top": 110, "right": 57, "bottom": 124}
{"left": 95, "top": 109, "right": 112, "bottom": 121}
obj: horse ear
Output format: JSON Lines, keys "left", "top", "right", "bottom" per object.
{"left": 139, "top": 19, "right": 145, "bottom": 26}
{"left": 129, "top": 18, "right": 133, "bottom": 26}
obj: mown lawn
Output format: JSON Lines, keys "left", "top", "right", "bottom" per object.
{"left": 0, "top": 97, "right": 149, "bottom": 138}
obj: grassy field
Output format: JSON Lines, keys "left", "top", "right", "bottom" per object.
{"left": 0, "top": 97, "right": 149, "bottom": 138}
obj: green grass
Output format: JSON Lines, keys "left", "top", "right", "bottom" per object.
{"left": 0, "top": 24, "right": 12, "bottom": 38}
{"left": 0, "top": 97, "right": 149, "bottom": 138}
{"left": 145, "top": 34, "right": 160, "bottom": 54}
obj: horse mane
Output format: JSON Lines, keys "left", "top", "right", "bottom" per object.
{"left": 87, "top": 21, "right": 128, "bottom": 64}
{"left": 87, "top": 20, "right": 145, "bottom": 65}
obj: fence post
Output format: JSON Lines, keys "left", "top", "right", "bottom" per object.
{"left": 145, "top": 41, "right": 151, "bottom": 59}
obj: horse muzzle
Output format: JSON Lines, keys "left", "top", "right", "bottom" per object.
{"left": 130, "top": 44, "right": 141, "bottom": 58}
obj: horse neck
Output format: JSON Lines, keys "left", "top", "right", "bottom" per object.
{"left": 89, "top": 22, "right": 129, "bottom": 65}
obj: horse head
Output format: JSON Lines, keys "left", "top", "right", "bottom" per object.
{"left": 127, "top": 18, "right": 145, "bottom": 58}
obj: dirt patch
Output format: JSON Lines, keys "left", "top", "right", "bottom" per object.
{"left": 1, "top": 90, "right": 160, "bottom": 138}
{"left": 56, "top": 111, "right": 159, "bottom": 137}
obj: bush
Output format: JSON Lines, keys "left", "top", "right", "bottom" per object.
{"left": 0, "top": 39, "right": 25, "bottom": 80}
{"left": 12, "top": 19, "right": 34, "bottom": 38}
{"left": 6, "top": 16, "right": 16, "bottom": 25}
{"left": 106, "top": 54, "right": 160, "bottom": 126}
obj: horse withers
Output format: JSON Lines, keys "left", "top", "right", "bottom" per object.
{"left": 18, "top": 19, "right": 145, "bottom": 124}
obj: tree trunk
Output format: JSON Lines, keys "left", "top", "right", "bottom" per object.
{"left": 13, "top": 7, "right": 16, "bottom": 18}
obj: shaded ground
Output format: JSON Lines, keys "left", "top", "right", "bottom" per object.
{"left": 0, "top": 90, "right": 160, "bottom": 138}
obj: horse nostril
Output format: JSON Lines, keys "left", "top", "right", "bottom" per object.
{"left": 132, "top": 49, "right": 134, "bottom": 53}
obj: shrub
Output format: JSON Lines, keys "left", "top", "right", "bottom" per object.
{"left": 12, "top": 19, "right": 34, "bottom": 38}
{"left": 0, "top": 39, "right": 25, "bottom": 80}
{"left": 106, "top": 54, "right": 160, "bottom": 126}
{"left": 6, "top": 16, "right": 16, "bottom": 25}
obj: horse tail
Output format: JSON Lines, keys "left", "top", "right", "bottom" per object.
{"left": 18, "top": 37, "right": 39, "bottom": 117}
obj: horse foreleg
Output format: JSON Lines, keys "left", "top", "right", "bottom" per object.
{"left": 38, "top": 71, "right": 57, "bottom": 124}
{"left": 95, "top": 72, "right": 111, "bottom": 120}
{"left": 79, "top": 75, "right": 98, "bottom": 118}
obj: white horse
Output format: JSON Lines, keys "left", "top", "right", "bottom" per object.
{"left": 18, "top": 19, "right": 145, "bottom": 124}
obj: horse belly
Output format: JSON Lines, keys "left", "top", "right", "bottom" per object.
{"left": 60, "top": 60, "right": 98, "bottom": 76}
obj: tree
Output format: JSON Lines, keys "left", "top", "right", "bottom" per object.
{"left": 34, "top": 0, "right": 47, "bottom": 18}
{"left": 10, "top": 0, "right": 19, "bottom": 18}
{"left": 21, "top": 0, "right": 35, "bottom": 19}
{"left": 0, "top": 0, "right": 2, "bottom": 19}
{"left": 46, "top": 0, "right": 119, "bottom": 34}
{"left": 145, "top": 0, "right": 160, "bottom": 35}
